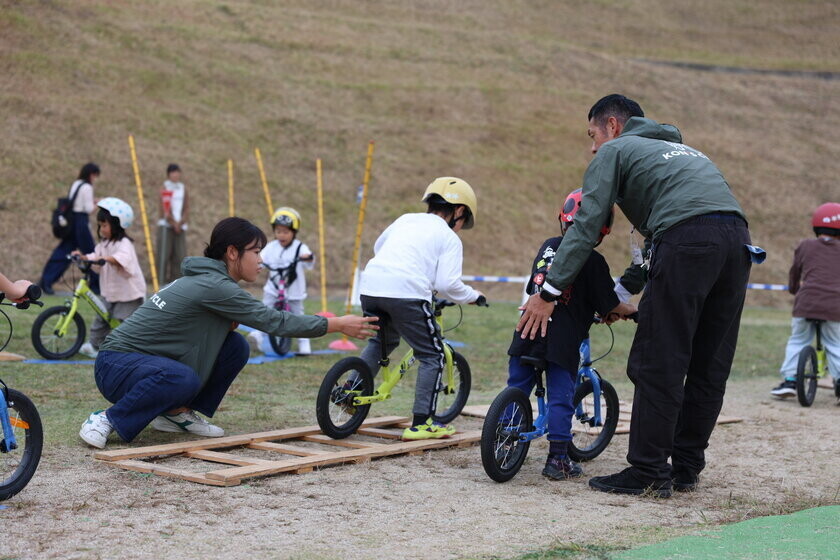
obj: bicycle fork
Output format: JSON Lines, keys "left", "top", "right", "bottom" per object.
{"left": 0, "top": 386, "right": 28, "bottom": 452}
{"left": 576, "top": 368, "right": 604, "bottom": 427}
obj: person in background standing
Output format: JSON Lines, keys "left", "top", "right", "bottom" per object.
{"left": 40, "top": 162, "right": 101, "bottom": 295}
{"left": 156, "top": 163, "right": 189, "bottom": 284}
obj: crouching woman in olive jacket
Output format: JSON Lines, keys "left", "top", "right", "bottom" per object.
{"left": 80, "top": 217, "right": 377, "bottom": 448}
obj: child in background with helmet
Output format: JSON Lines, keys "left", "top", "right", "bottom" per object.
{"left": 505, "top": 188, "right": 635, "bottom": 480}
{"left": 72, "top": 198, "right": 146, "bottom": 358}
{"left": 770, "top": 202, "right": 840, "bottom": 401}
{"left": 250, "top": 207, "right": 315, "bottom": 355}
{"left": 358, "top": 177, "right": 484, "bottom": 440}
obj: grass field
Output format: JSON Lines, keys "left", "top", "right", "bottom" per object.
{"left": 2, "top": 1, "right": 839, "bottom": 295}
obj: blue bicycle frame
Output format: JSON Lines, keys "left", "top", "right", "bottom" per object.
{"left": 514, "top": 337, "right": 604, "bottom": 442}
{"left": 0, "top": 384, "right": 18, "bottom": 452}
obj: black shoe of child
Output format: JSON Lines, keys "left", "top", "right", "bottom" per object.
{"left": 589, "top": 466, "right": 673, "bottom": 498}
{"left": 542, "top": 454, "right": 583, "bottom": 480}
{"left": 672, "top": 469, "right": 700, "bottom": 492}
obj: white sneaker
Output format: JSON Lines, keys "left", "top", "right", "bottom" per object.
{"left": 151, "top": 411, "right": 225, "bottom": 437}
{"left": 79, "top": 342, "right": 98, "bottom": 358}
{"left": 296, "top": 338, "right": 311, "bottom": 356}
{"left": 80, "top": 410, "right": 113, "bottom": 449}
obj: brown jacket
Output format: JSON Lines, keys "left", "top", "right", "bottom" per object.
{"left": 790, "top": 236, "right": 840, "bottom": 321}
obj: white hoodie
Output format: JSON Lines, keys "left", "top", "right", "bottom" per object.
{"left": 359, "top": 213, "right": 479, "bottom": 304}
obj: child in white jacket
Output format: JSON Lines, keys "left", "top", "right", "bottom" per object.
{"left": 358, "top": 177, "right": 483, "bottom": 440}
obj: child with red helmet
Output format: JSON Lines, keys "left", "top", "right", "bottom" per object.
{"left": 505, "top": 188, "right": 635, "bottom": 480}
{"left": 771, "top": 202, "right": 840, "bottom": 401}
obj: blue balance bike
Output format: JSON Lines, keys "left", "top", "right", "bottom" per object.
{"left": 481, "top": 323, "right": 621, "bottom": 483}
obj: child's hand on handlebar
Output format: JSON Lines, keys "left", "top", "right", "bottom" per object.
{"left": 327, "top": 315, "right": 380, "bottom": 340}
{"left": 604, "top": 302, "right": 638, "bottom": 325}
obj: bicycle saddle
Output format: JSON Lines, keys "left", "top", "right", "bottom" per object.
{"left": 519, "top": 355, "right": 546, "bottom": 371}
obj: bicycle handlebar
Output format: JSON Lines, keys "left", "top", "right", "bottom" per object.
{"left": 0, "top": 284, "right": 44, "bottom": 309}
{"left": 433, "top": 295, "right": 488, "bottom": 308}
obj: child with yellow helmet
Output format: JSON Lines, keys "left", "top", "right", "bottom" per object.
{"left": 358, "top": 177, "right": 484, "bottom": 440}
{"left": 248, "top": 207, "right": 315, "bottom": 356}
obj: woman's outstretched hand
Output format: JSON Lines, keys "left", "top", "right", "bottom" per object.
{"left": 327, "top": 315, "right": 380, "bottom": 340}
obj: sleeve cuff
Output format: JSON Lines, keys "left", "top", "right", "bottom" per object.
{"left": 541, "top": 282, "right": 562, "bottom": 296}
{"left": 614, "top": 280, "right": 632, "bottom": 304}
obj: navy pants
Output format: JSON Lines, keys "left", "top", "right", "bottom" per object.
{"left": 626, "top": 214, "right": 751, "bottom": 482}
{"left": 41, "top": 212, "right": 100, "bottom": 294}
{"left": 506, "top": 356, "right": 576, "bottom": 441}
{"left": 94, "top": 332, "right": 249, "bottom": 441}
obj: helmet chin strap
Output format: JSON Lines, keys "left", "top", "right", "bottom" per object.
{"left": 448, "top": 215, "right": 463, "bottom": 229}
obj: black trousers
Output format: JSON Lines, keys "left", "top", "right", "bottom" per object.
{"left": 626, "top": 214, "right": 751, "bottom": 481}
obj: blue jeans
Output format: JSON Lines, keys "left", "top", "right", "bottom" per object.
{"left": 94, "top": 332, "right": 249, "bottom": 442}
{"left": 507, "top": 356, "right": 576, "bottom": 441}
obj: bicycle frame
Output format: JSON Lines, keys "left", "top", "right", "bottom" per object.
{"left": 53, "top": 276, "right": 119, "bottom": 337}
{"left": 351, "top": 307, "right": 455, "bottom": 406}
{"left": 512, "top": 336, "right": 605, "bottom": 443}
{"left": 0, "top": 384, "right": 28, "bottom": 453}
{"left": 814, "top": 323, "right": 827, "bottom": 378}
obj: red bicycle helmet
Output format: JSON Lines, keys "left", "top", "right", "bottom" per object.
{"left": 812, "top": 202, "right": 840, "bottom": 231}
{"left": 559, "top": 188, "right": 614, "bottom": 238}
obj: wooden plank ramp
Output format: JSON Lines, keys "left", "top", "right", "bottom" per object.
{"left": 95, "top": 416, "right": 480, "bottom": 486}
{"left": 462, "top": 399, "right": 742, "bottom": 436}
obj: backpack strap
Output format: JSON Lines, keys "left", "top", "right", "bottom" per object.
{"left": 68, "top": 180, "right": 86, "bottom": 206}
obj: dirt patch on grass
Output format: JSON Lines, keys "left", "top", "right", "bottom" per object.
{"left": 3, "top": 377, "right": 838, "bottom": 559}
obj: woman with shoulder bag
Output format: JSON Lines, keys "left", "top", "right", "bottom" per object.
{"left": 40, "top": 162, "right": 101, "bottom": 294}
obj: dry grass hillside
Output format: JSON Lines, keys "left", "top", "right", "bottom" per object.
{"left": 2, "top": 0, "right": 838, "bottom": 303}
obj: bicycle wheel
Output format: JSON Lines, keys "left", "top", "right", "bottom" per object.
{"left": 481, "top": 387, "right": 533, "bottom": 482}
{"left": 432, "top": 350, "right": 472, "bottom": 424}
{"left": 569, "top": 374, "right": 619, "bottom": 462}
{"left": 269, "top": 335, "right": 292, "bottom": 356}
{"left": 795, "top": 346, "right": 818, "bottom": 407}
{"left": 0, "top": 389, "right": 44, "bottom": 500}
{"left": 316, "top": 357, "right": 374, "bottom": 439}
{"left": 31, "top": 306, "right": 86, "bottom": 360}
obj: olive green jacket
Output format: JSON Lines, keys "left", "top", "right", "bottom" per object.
{"left": 545, "top": 117, "right": 746, "bottom": 291}
{"left": 101, "top": 257, "right": 327, "bottom": 385}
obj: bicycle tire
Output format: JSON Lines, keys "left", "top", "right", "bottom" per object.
{"left": 31, "top": 306, "right": 86, "bottom": 360}
{"left": 0, "top": 389, "right": 43, "bottom": 500}
{"left": 316, "top": 357, "right": 374, "bottom": 439}
{"left": 568, "top": 375, "right": 619, "bottom": 462}
{"left": 269, "top": 335, "right": 292, "bottom": 356}
{"left": 432, "top": 350, "right": 471, "bottom": 424}
{"left": 795, "top": 346, "right": 818, "bottom": 407}
{"left": 481, "top": 387, "right": 533, "bottom": 483}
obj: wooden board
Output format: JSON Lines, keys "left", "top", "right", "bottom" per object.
{"left": 0, "top": 351, "right": 25, "bottom": 362}
{"left": 96, "top": 416, "right": 480, "bottom": 487}
{"left": 818, "top": 379, "right": 835, "bottom": 391}
{"left": 462, "top": 401, "right": 742, "bottom": 435}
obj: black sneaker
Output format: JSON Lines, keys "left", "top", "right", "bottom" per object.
{"left": 542, "top": 455, "right": 583, "bottom": 480}
{"left": 672, "top": 470, "right": 699, "bottom": 492}
{"left": 770, "top": 380, "right": 796, "bottom": 399}
{"left": 834, "top": 378, "right": 840, "bottom": 399}
{"left": 589, "top": 467, "right": 672, "bottom": 498}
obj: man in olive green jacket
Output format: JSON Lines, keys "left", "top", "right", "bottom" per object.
{"left": 518, "top": 94, "right": 753, "bottom": 497}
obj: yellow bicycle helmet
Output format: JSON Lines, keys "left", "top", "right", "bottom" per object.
{"left": 271, "top": 207, "right": 301, "bottom": 231}
{"left": 422, "top": 177, "right": 477, "bottom": 229}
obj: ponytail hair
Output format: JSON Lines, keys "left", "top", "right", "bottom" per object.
{"left": 204, "top": 217, "right": 267, "bottom": 260}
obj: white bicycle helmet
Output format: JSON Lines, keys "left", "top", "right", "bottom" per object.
{"left": 97, "top": 197, "right": 134, "bottom": 229}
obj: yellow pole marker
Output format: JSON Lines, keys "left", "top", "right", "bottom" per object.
{"left": 330, "top": 141, "right": 374, "bottom": 351}
{"left": 128, "top": 134, "right": 159, "bottom": 292}
{"left": 254, "top": 147, "right": 274, "bottom": 219}
{"left": 314, "top": 158, "right": 334, "bottom": 318}
{"left": 227, "top": 159, "right": 235, "bottom": 217}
